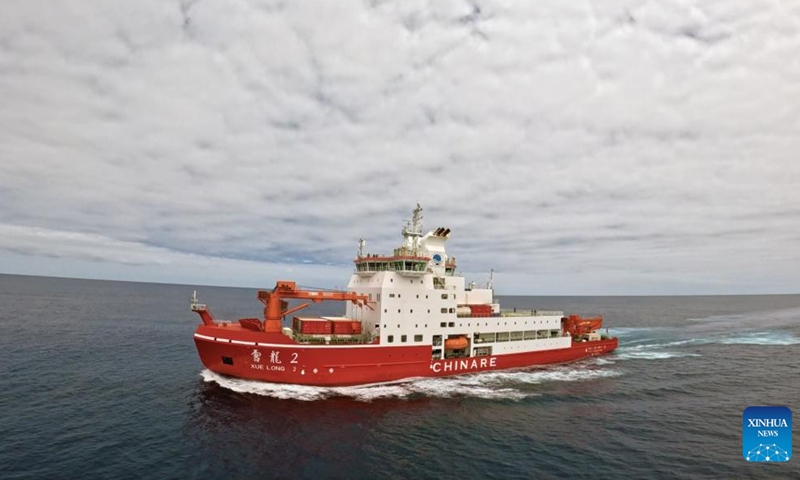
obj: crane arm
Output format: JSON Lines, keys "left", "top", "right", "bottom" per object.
{"left": 256, "top": 281, "right": 371, "bottom": 333}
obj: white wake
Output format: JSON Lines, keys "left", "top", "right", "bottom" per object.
{"left": 200, "top": 361, "right": 621, "bottom": 402}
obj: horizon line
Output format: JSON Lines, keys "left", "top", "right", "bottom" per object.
{"left": 1, "top": 272, "right": 798, "bottom": 297}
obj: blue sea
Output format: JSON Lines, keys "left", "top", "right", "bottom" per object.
{"left": 2, "top": 274, "right": 799, "bottom": 479}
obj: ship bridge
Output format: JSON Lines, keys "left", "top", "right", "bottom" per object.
{"left": 353, "top": 204, "right": 457, "bottom": 277}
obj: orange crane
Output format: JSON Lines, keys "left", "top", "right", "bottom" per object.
{"left": 257, "top": 281, "right": 370, "bottom": 333}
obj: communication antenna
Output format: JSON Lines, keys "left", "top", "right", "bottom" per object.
{"left": 487, "top": 269, "right": 494, "bottom": 290}
{"left": 358, "top": 238, "right": 366, "bottom": 258}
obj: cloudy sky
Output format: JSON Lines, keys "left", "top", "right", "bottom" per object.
{"left": 1, "top": 0, "right": 799, "bottom": 295}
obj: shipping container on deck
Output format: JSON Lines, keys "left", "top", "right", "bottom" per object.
{"left": 469, "top": 305, "right": 492, "bottom": 317}
{"left": 324, "top": 317, "right": 363, "bottom": 335}
{"left": 293, "top": 317, "right": 332, "bottom": 334}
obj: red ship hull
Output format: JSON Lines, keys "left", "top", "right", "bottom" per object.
{"left": 194, "top": 325, "right": 619, "bottom": 387}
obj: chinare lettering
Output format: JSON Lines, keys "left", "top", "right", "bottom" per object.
{"left": 431, "top": 356, "right": 497, "bottom": 373}
{"left": 189, "top": 205, "right": 619, "bottom": 387}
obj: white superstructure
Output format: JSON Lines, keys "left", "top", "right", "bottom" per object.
{"left": 345, "top": 204, "right": 570, "bottom": 361}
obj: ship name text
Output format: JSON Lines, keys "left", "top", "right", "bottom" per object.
{"left": 431, "top": 357, "right": 497, "bottom": 373}
{"left": 250, "top": 364, "right": 286, "bottom": 371}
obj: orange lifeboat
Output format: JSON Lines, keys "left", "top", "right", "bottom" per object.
{"left": 563, "top": 315, "right": 604, "bottom": 336}
{"left": 444, "top": 336, "right": 469, "bottom": 350}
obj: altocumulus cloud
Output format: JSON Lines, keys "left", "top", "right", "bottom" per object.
{"left": 0, "top": 0, "right": 799, "bottom": 294}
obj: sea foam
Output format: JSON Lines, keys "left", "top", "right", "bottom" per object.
{"left": 200, "top": 362, "right": 621, "bottom": 402}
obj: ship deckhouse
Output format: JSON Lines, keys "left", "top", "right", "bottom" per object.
{"left": 345, "top": 204, "right": 569, "bottom": 361}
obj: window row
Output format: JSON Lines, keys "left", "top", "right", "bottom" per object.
{"left": 381, "top": 307, "right": 455, "bottom": 314}
{"left": 380, "top": 293, "right": 452, "bottom": 300}
{"left": 473, "top": 329, "right": 561, "bottom": 344}
{"left": 387, "top": 334, "right": 425, "bottom": 343}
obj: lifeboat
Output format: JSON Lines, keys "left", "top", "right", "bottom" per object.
{"left": 563, "top": 315, "right": 604, "bottom": 336}
{"left": 444, "top": 336, "right": 469, "bottom": 350}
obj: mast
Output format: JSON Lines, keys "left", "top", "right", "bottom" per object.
{"left": 402, "top": 203, "right": 424, "bottom": 255}
{"left": 357, "top": 238, "right": 366, "bottom": 258}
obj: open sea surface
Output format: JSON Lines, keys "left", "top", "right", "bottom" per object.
{"left": 2, "top": 274, "right": 799, "bottom": 479}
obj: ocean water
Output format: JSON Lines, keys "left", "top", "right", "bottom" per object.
{"left": 1, "top": 274, "right": 799, "bottom": 479}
